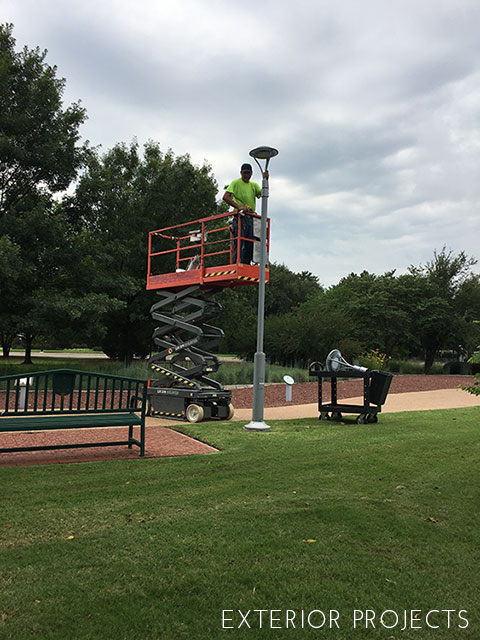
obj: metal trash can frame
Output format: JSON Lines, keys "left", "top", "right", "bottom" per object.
{"left": 308, "top": 362, "right": 394, "bottom": 424}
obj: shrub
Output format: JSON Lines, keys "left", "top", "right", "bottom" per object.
{"left": 443, "top": 361, "right": 472, "bottom": 375}
{"left": 357, "top": 349, "right": 391, "bottom": 370}
{"left": 460, "top": 349, "right": 480, "bottom": 396}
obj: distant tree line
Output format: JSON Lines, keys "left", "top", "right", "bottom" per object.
{"left": 263, "top": 249, "right": 480, "bottom": 372}
{"left": 1, "top": 24, "right": 480, "bottom": 372}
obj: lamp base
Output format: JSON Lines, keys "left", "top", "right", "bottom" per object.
{"left": 243, "top": 420, "right": 271, "bottom": 432}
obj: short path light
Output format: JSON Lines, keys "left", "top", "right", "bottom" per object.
{"left": 244, "top": 146, "right": 279, "bottom": 432}
{"left": 283, "top": 375, "right": 294, "bottom": 402}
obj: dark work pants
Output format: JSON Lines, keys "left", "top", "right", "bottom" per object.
{"left": 231, "top": 214, "right": 254, "bottom": 264}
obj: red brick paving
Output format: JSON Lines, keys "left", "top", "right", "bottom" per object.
{"left": 0, "top": 423, "right": 217, "bottom": 467}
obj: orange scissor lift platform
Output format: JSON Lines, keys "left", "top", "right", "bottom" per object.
{"left": 147, "top": 211, "right": 269, "bottom": 290}
{"left": 146, "top": 211, "right": 269, "bottom": 423}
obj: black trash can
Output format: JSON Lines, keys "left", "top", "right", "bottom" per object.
{"left": 369, "top": 370, "right": 393, "bottom": 406}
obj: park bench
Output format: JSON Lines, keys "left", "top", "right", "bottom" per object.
{"left": 0, "top": 369, "right": 147, "bottom": 457}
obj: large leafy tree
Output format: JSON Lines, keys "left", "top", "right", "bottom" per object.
{"left": 67, "top": 140, "right": 219, "bottom": 363}
{"left": 0, "top": 23, "right": 88, "bottom": 361}
{"left": 322, "top": 271, "right": 413, "bottom": 357}
{"left": 409, "top": 247, "right": 479, "bottom": 371}
{"left": 0, "top": 23, "right": 86, "bottom": 213}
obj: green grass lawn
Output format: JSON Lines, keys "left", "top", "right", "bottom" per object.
{"left": 1, "top": 408, "right": 479, "bottom": 639}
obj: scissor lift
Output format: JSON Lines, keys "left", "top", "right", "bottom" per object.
{"left": 146, "top": 211, "right": 270, "bottom": 422}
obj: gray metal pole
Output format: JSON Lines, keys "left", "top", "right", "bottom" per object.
{"left": 244, "top": 173, "right": 271, "bottom": 431}
{"left": 243, "top": 145, "right": 278, "bottom": 432}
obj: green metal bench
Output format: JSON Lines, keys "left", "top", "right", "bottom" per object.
{"left": 0, "top": 369, "right": 148, "bottom": 457}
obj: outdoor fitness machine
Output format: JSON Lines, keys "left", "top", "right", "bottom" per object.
{"left": 146, "top": 211, "right": 270, "bottom": 422}
{"left": 309, "top": 349, "right": 393, "bottom": 423}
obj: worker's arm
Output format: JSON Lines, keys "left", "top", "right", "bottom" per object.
{"left": 222, "top": 191, "right": 249, "bottom": 213}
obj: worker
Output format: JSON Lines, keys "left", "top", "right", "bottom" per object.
{"left": 223, "top": 163, "right": 268, "bottom": 264}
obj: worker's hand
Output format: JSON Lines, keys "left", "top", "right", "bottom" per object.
{"left": 263, "top": 170, "right": 269, "bottom": 179}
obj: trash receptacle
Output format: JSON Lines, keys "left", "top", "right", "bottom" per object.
{"left": 369, "top": 370, "right": 393, "bottom": 406}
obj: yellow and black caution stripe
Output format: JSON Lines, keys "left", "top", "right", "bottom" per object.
{"left": 205, "top": 270, "right": 236, "bottom": 278}
{"left": 238, "top": 276, "right": 260, "bottom": 282}
{"left": 150, "top": 365, "right": 196, "bottom": 387}
{"left": 151, "top": 410, "right": 184, "bottom": 418}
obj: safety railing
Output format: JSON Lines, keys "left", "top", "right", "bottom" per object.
{"left": 147, "top": 211, "right": 270, "bottom": 280}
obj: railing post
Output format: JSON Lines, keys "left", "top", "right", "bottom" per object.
{"left": 201, "top": 221, "right": 205, "bottom": 272}
{"left": 147, "top": 232, "right": 151, "bottom": 285}
{"left": 237, "top": 214, "right": 241, "bottom": 265}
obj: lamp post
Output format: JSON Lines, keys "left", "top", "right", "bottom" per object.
{"left": 244, "top": 146, "right": 279, "bottom": 432}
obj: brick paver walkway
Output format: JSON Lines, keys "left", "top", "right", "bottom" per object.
{"left": 0, "top": 422, "right": 217, "bottom": 467}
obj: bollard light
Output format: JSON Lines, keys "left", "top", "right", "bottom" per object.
{"left": 17, "top": 377, "right": 33, "bottom": 411}
{"left": 283, "top": 375, "right": 294, "bottom": 402}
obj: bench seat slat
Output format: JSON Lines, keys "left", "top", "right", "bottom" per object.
{"left": 0, "top": 413, "right": 142, "bottom": 432}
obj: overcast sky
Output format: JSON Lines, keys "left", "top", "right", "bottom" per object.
{"left": 4, "top": 0, "right": 480, "bottom": 286}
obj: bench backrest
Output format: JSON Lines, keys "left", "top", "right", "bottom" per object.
{"left": 0, "top": 369, "right": 147, "bottom": 417}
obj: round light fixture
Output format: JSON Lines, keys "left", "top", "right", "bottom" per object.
{"left": 249, "top": 146, "right": 279, "bottom": 160}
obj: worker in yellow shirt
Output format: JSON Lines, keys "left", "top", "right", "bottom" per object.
{"left": 223, "top": 163, "right": 268, "bottom": 264}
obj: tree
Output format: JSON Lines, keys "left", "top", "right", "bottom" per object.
{"left": 218, "top": 263, "right": 323, "bottom": 358}
{"left": 264, "top": 292, "right": 359, "bottom": 368}
{"left": 323, "top": 271, "right": 413, "bottom": 357}
{"left": 261, "top": 250, "right": 480, "bottom": 372}
{"left": 409, "top": 247, "right": 478, "bottom": 372}
{"left": 0, "top": 23, "right": 88, "bottom": 362}
{"left": 452, "top": 275, "right": 480, "bottom": 356}
{"left": 410, "top": 247, "right": 477, "bottom": 299}
{"left": 0, "top": 23, "right": 87, "bottom": 214}
{"left": 0, "top": 234, "right": 21, "bottom": 356}
{"left": 461, "top": 336, "right": 480, "bottom": 396}
{"left": 67, "top": 140, "right": 220, "bottom": 363}
{"left": 264, "top": 264, "right": 322, "bottom": 316}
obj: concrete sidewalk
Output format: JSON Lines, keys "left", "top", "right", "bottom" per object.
{"left": 231, "top": 388, "right": 480, "bottom": 422}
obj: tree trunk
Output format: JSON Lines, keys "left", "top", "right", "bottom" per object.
{"left": 1, "top": 331, "right": 14, "bottom": 358}
{"left": 424, "top": 348, "right": 436, "bottom": 374}
{"left": 22, "top": 334, "right": 34, "bottom": 365}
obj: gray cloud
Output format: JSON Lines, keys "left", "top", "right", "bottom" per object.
{"left": 3, "top": 0, "right": 480, "bottom": 285}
